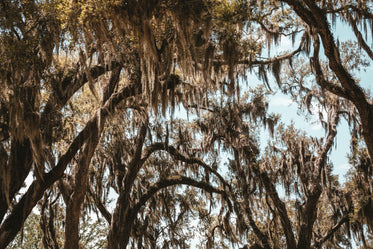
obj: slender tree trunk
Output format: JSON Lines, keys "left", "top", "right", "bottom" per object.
{"left": 40, "top": 195, "right": 60, "bottom": 249}
{"left": 64, "top": 135, "right": 99, "bottom": 249}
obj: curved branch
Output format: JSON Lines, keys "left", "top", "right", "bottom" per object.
{"left": 346, "top": 11, "right": 373, "bottom": 61}
{"left": 132, "top": 175, "right": 225, "bottom": 215}
{"left": 242, "top": 32, "right": 306, "bottom": 66}
{"left": 311, "top": 34, "right": 351, "bottom": 100}
{"left": 140, "top": 143, "right": 230, "bottom": 190}
{"left": 312, "top": 214, "right": 349, "bottom": 249}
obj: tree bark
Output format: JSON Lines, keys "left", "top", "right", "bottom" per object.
{"left": 0, "top": 139, "right": 33, "bottom": 223}
{"left": 64, "top": 134, "right": 99, "bottom": 249}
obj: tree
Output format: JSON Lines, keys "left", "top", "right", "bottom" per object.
{"left": 0, "top": 0, "right": 253, "bottom": 247}
{"left": 1, "top": 0, "right": 373, "bottom": 249}
{"left": 186, "top": 90, "right": 353, "bottom": 249}
{"left": 248, "top": 0, "right": 373, "bottom": 163}
{"left": 8, "top": 212, "right": 44, "bottom": 249}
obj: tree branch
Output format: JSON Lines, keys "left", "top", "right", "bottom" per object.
{"left": 65, "top": 67, "right": 121, "bottom": 249}
{"left": 41, "top": 63, "right": 116, "bottom": 143}
{"left": 253, "top": 165, "right": 296, "bottom": 249}
{"left": 310, "top": 34, "right": 351, "bottom": 100}
{"left": 312, "top": 215, "right": 349, "bottom": 248}
{"left": 314, "top": 110, "right": 339, "bottom": 179}
{"left": 346, "top": 11, "right": 373, "bottom": 61}
{"left": 87, "top": 185, "right": 112, "bottom": 224}
{"left": 281, "top": 0, "right": 318, "bottom": 26}
{"left": 141, "top": 143, "right": 230, "bottom": 190}
{"left": 297, "top": 106, "right": 338, "bottom": 249}
{"left": 241, "top": 33, "right": 305, "bottom": 66}
{"left": 243, "top": 204, "right": 272, "bottom": 249}
{"left": 132, "top": 175, "right": 225, "bottom": 215}
{"left": 301, "top": 0, "right": 369, "bottom": 103}
{"left": 281, "top": 0, "right": 373, "bottom": 165}
{"left": 108, "top": 118, "right": 149, "bottom": 249}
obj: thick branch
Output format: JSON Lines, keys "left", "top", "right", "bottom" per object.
{"left": 87, "top": 185, "right": 112, "bottom": 224}
{"left": 281, "top": 0, "right": 318, "bottom": 26}
{"left": 297, "top": 109, "right": 338, "bottom": 249}
{"left": 254, "top": 165, "right": 296, "bottom": 249}
{"left": 64, "top": 132, "right": 100, "bottom": 249}
{"left": 133, "top": 175, "right": 225, "bottom": 215}
{"left": 141, "top": 143, "right": 230, "bottom": 190}
{"left": 0, "top": 140, "right": 32, "bottom": 223}
{"left": 312, "top": 215, "right": 349, "bottom": 249}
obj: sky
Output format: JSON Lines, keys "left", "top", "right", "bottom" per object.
{"left": 250, "top": 19, "right": 373, "bottom": 185}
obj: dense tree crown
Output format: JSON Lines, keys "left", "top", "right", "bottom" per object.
{"left": 1, "top": 0, "right": 373, "bottom": 248}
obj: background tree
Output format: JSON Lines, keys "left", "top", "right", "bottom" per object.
{"left": 1, "top": 0, "right": 373, "bottom": 248}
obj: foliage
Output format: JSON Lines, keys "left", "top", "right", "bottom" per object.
{"left": 8, "top": 212, "right": 43, "bottom": 249}
{"left": 1, "top": 0, "right": 373, "bottom": 249}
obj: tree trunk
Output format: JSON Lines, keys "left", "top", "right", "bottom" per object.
{"left": 64, "top": 134, "right": 100, "bottom": 249}
{"left": 296, "top": 186, "right": 322, "bottom": 249}
{"left": 64, "top": 66, "right": 121, "bottom": 249}
{"left": 0, "top": 139, "right": 33, "bottom": 222}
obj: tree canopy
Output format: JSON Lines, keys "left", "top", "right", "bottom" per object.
{"left": 1, "top": 0, "right": 373, "bottom": 248}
